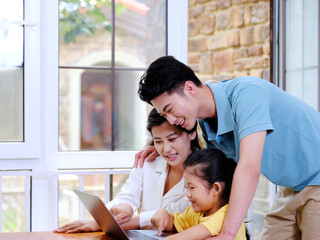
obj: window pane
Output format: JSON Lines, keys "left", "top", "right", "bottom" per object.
{"left": 0, "top": 68, "right": 23, "bottom": 142}
{"left": 0, "top": 0, "right": 23, "bottom": 22}
{"left": 2, "top": 176, "right": 26, "bottom": 232}
{"left": 59, "top": 69, "right": 149, "bottom": 151}
{"left": 111, "top": 173, "right": 129, "bottom": 200}
{"left": 59, "top": 68, "right": 113, "bottom": 151}
{"left": 83, "top": 174, "right": 105, "bottom": 220}
{"left": 115, "top": 0, "right": 166, "bottom": 67}
{"left": 114, "top": 70, "right": 148, "bottom": 151}
{"left": 59, "top": 0, "right": 112, "bottom": 66}
{"left": 58, "top": 175, "right": 79, "bottom": 226}
{"left": 285, "top": 0, "right": 318, "bottom": 110}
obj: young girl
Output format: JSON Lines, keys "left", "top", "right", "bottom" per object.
{"left": 54, "top": 108, "right": 200, "bottom": 233}
{"left": 151, "top": 148, "right": 249, "bottom": 240}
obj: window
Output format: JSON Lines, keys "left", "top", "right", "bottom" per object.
{"left": 0, "top": 0, "right": 188, "bottom": 232}
{"left": 273, "top": 0, "right": 319, "bottom": 110}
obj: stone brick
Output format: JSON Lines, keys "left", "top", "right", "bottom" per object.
{"left": 213, "top": 51, "right": 234, "bottom": 73}
{"left": 189, "top": 38, "right": 207, "bottom": 51}
{"left": 216, "top": 9, "right": 233, "bottom": 30}
{"left": 244, "top": 5, "right": 251, "bottom": 25}
{"left": 218, "top": 0, "right": 231, "bottom": 9}
{"left": 254, "top": 24, "right": 270, "bottom": 43}
{"left": 235, "top": 57, "right": 268, "bottom": 70}
{"left": 263, "top": 43, "right": 270, "bottom": 55}
{"left": 189, "top": 64, "right": 200, "bottom": 73}
{"left": 189, "top": 0, "right": 197, "bottom": 6}
{"left": 188, "top": 53, "right": 201, "bottom": 64}
{"left": 250, "top": 0, "right": 269, "bottom": 3}
{"left": 232, "top": 0, "right": 249, "bottom": 4}
{"left": 228, "top": 30, "right": 240, "bottom": 47}
{"left": 248, "top": 45, "right": 263, "bottom": 56}
{"left": 235, "top": 71, "right": 248, "bottom": 77}
{"left": 197, "top": 0, "right": 210, "bottom": 3}
{"left": 234, "top": 48, "right": 248, "bottom": 59}
{"left": 213, "top": 73, "right": 234, "bottom": 81}
{"left": 233, "top": 6, "right": 244, "bottom": 28}
{"left": 249, "top": 69, "right": 263, "bottom": 78}
{"left": 251, "top": 3, "right": 270, "bottom": 24}
{"left": 199, "top": 14, "right": 215, "bottom": 35}
{"left": 207, "top": 33, "right": 229, "bottom": 50}
{"left": 190, "top": 5, "right": 205, "bottom": 19}
{"left": 188, "top": 20, "right": 200, "bottom": 36}
{"left": 240, "top": 27, "right": 254, "bottom": 46}
{"left": 199, "top": 52, "right": 213, "bottom": 74}
{"left": 205, "top": 2, "right": 218, "bottom": 11}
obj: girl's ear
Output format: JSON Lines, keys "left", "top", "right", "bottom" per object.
{"left": 212, "top": 182, "right": 224, "bottom": 194}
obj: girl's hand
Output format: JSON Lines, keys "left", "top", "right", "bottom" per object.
{"left": 53, "top": 219, "right": 100, "bottom": 233}
{"left": 133, "top": 145, "right": 159, "bottom": 168}
{"left": 110, "top": 203, "right": 134, "bottom": 225}
{"left": 151, "top": 209, "right": 174, "bottom": 236}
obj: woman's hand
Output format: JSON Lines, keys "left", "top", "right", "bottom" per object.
{"left": 110, "top": 203, "right": 134, "bottom": 225}
{"left": 133, "top": 145, "right": 159, "bottom": 168}
{"left": 53, "top": 219, "right": 100, "bottom": 233}
{"left": 151, "top": 209, "right": 174, "bottom": 236}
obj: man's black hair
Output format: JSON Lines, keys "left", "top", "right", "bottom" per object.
{"left": 138, "top": 56, "right": 202, "bottom": 104}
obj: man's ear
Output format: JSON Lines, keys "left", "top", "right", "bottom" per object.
{"left": 184, "top": 81, "right": 196, "bottom": 95}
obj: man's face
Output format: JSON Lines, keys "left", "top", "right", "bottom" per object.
{"left": 151, "top": 90, "right": 198, "bottom": 131}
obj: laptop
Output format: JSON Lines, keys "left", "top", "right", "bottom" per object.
{"left": 73, "top": 189, "right": 175, "bottom": 240}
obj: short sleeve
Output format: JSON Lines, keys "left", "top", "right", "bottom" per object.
{"left": 231, "top": 84, "right": 274, "bottom": 140}
{"left": 173, "top": 207, "right": 200, "bottom": 232}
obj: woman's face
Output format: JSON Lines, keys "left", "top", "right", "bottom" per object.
{"left": 151, "top": 121, "right": 195, "bottom": 168}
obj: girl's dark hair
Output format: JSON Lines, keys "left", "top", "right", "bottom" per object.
{"left": 147, "top": 108, "right": 200, "bottom": 152}
{"left": 183, "top": 149, "right": 236, "bottom": 204}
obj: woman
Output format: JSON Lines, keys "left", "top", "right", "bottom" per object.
{"left": 54, "top": 108, "right": 200, "bottom": 233}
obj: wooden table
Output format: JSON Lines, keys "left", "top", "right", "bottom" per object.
{"left": 0, "top": 231, "right": 117, "bottom": 240}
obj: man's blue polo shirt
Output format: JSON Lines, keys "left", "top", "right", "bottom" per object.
{"left": 199, "top": 76, "right": 320, "bottom": 191}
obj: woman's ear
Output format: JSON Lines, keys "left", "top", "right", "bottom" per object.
{"left": 189, "top": 130, "right": 197, "bottom": 140}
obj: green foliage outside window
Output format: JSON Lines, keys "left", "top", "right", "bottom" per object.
{"left": 59, "top": 0, "right": 125, "bottom": 43}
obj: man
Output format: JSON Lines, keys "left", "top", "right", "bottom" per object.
{"left": 136, "top": 55, "right": 320, "bottom": 240}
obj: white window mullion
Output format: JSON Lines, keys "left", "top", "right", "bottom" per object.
{"left": 25, "top": 176, "right": 31, "bottom": 232}
{"left": 0, "top": 176, "right": 2, "bottom": 232}
{"left": 105, "top": 173, "right": 111, "bottom": 203}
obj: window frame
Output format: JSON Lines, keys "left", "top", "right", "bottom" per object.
{"left": 0, "top": 0, "right": 41, "bottom": 159}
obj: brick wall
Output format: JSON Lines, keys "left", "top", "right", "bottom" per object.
{"left": 188, "top": 0, "right": 270, "bottom": 82}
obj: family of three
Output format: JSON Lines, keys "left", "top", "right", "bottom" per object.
{"left": 56, "top": 55, "right": 320, "bottom": 239}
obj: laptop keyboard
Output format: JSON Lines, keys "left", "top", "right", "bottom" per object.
{"left": 125, "top": 230, "right": 172, "bottom": 240}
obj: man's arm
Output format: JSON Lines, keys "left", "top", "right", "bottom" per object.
{"left": 210, "top": 130, "right": 266, "bottom": 240}
{"left": 133, "top": 145, "right": 159, "bottom": 168}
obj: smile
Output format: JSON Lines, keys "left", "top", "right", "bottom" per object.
{"left": 166, "top": 153, "right": 178, "bottom": 161}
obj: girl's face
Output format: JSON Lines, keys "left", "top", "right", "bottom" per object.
{"left": 184, "top": 167, "right": 222, "bottom": 216}
{"left": 151, "top": 121, "right": 195, "bottom": 168}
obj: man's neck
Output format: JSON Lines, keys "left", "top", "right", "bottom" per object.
{"left": 197, "top": 85, "right": 217, "bottom": 120}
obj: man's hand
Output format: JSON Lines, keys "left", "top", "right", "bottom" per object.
{"left": 53, "top": 219, "right": 100, "bottom": 233}
{"left": 133, "top": 145, "right": 159, "bottom": 168}
{"left": 110, "top": 203, "right": 134, "bottom": 225}
{"left": 151, "top": 209, "right": 174, "bottom": 236}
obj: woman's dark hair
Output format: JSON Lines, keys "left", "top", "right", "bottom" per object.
{"left": 147, "top": 108, "right": 200, "bottom": 152}
{"left": 183, "top": 149, "right": 236, "bottom": 204}
{"left": 138, "top": 56, "right": 202, "bottom": 104}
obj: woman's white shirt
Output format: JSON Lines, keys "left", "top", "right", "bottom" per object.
{"left": 106, "top": 156, "right": 190, "bottom": 228}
